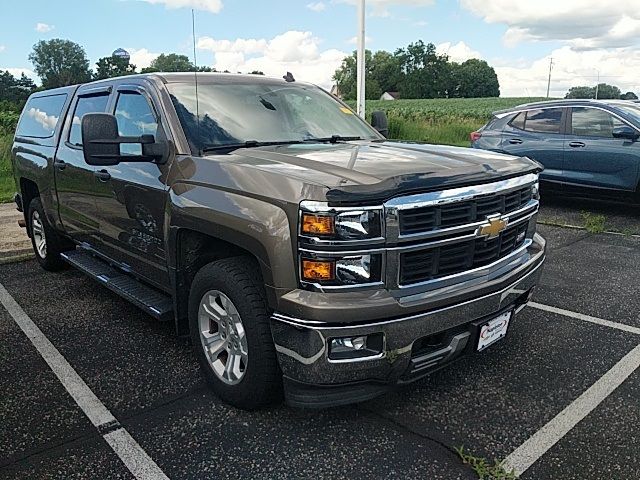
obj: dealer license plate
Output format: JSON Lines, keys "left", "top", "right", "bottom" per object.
{"left": 477, "top": 311, "right": 512, "bottom": 351}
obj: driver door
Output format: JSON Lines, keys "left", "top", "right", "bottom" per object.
{"left": 91, "top": 83, "right": 172, "bottom": 289}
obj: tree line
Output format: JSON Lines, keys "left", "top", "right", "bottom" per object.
{"left": 565, "top": 84, "right": 637, "bottom": 100}
{"left": 333, "top": 40, "right": 500, "bottom": 100}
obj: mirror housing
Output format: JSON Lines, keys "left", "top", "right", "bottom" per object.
{"left": 612, "top": 125, "right": 639, "bottom": 141}
{"left": 81, "top": 113, "right": 166, "bottom": 166}
{"left": 370, "top": 110, "right": 389, "bottom": 138}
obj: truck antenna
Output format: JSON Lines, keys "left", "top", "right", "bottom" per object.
{"left": 192, "top": 9, "right": 201, "bottom": 155}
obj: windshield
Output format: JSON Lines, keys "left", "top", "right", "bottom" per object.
{"left": 167, "top": 81, "right": 380, "bottom": 153}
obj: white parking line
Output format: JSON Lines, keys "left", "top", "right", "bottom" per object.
{"left": 502, "top": 343, "right": 640, "bottom": 476}
{"left": 0, "top": 282, "right": 170, "bottom": 480}
{"left": 529, "top": 301, "right": 640, "bottom": 336}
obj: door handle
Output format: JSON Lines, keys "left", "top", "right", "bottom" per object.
{"left": 94, "top": 169, "right": 111, "bottom": 182}
{"left": 569, "top": 141, "right": 586, "bottom": 148}
{"left": 508, "top": 138, "right": 523, "bottom": 145}
{"left": 54, "top": 160, "right": 66, "bottom": 170}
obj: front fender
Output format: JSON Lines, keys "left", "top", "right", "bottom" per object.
{"left": 166, "top": 182, "right": 297, "bottom": 291}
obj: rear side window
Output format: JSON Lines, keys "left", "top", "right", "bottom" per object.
{"left": 69, "top": 94, "right": 110, "bottom": 146}
{"left": 510, "top": 112, "right": 525, "bottom": 130}
{"left": 524, "top": 108, "right": 563, "bottom": 134}
{"left": 571, "top": 107, "right": 625, "bottom": 138}
{"left": 16, "top": 94, "right": 67, "bottom": 138}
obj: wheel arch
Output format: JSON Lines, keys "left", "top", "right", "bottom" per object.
{"left": 166, "top": 184, "right": 297, "bottom": 335}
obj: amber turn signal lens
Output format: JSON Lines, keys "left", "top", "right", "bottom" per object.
{"left": 301, "top": 214, "right": 334, "bottom": 235}
{"left": 301, "top": 259, "right": 335, "bottom": 281}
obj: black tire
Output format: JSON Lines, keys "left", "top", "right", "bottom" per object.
{"left": 188, "top": 257, "right": 282, "bottom": 409}
{"left": 28, "top": 197, "right": 67, "bottom": 271}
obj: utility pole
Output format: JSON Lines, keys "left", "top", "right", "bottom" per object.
{"left": 546, "top": 57, "right": 553, "bottom": 98}
{"left": 595, "top": 70, "right": 600, "bottom": 99}
{"left": 356, "top": 0, "right": 366, "bottom": 118}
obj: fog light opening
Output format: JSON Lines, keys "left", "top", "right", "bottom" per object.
{"left": 328, "top": 333, "right": 384, "bottom": 361}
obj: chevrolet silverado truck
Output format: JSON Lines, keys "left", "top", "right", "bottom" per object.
{"left": 11, "top": 73, "right": 546, "bottom": 409}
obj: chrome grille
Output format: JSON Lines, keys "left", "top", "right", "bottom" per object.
{"left": 399, "top": 223, "right": 529, "bottom": 285}
{"left": 399, "top": 186, "right": 533, "bottom": 235}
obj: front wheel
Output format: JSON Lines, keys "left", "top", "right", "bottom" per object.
{"left": 188, "top": 257, "right": 282, "bottom": 409}
{"left": 28, "top": 198, "right": 66, "bottom": 271}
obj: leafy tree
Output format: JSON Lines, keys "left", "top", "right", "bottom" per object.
{"left": 565, "top": 83, "right": 622, "bottom": 99}
{"left": 249, "top": 70, "right": 265, "bottom": 75}
{"left": 395, "top": 41, "right": 451, "bottom": 98}
{"left": 451, "top": 59, "right": 499, "bottom": 98}
{"left": 0, "top": 70, "right": 36, "bottom": 106}
{"left": 333, "top": 50, "right": 382, "bottom": 100}
{"left": 141, "top": 53, "right": 195, "bottom": 73}
{"left": 620, "top": 91, "right": 638, "bottom": 100}
{"left": 93, "top": 56, "right": 137, "bottom": 80}
{"left": 565, "top": 86, "right": 594, "bottom": 99}
{"left": 28, "top": 39, "right": 91, "bottom": 88}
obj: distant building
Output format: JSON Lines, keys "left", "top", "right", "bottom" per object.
{"left": 380, "top": 91, "right": 400, "bottom": 101}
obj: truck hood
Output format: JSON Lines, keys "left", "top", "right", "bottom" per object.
{"left": 223, "top": 141, "right": 541, "bottom": 205}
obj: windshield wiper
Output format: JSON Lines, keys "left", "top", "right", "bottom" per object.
{"left": 303, "top": 135, "right": 363, "bottom": 144}
{"left": 201, "top": 140, "right": 303, "bottom": 154}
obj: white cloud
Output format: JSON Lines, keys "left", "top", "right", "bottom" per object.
{"left": 461, "top": 1, "right": 640, "bottom": 49}
{"left": 197, "top": 30, "right": 347, "bottom": 88}
{"left": 35, "top": 23, "right": 54, "bottom": 33}
{"left": 0, "top": 45, "right": 5, "bottom": 53}
{"left": 307, "top": 2, "right": 326, "bottom": 12}
{"left": 436, "top": 41, "right": 482, "bottom": 63}
{"left": 125, "top": 48, "right": 161, "bottom": 69}
{"left": 139, "top": 0, "right": 222, "bottom": 13}
{"left": 495, "top": 46, "right": 640, "bottom": 97}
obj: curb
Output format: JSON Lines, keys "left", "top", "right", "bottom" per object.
{"left": 537, "top": 220, "right": 640, "bottom": 239}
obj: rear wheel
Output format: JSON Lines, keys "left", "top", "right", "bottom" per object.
{"left": 189, "top": 257, "right": 282, "bottom": 409}
{"left": 28, "top": 198, "right": 67, "bottom": 271}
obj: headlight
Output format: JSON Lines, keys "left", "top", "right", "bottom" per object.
{"left": 300, "top": 203, "right": 383, "bottom": 241}
{"left": 531, "top": 181, "right": 540, "bottom": 200}
{"left": 300, "top": 253, "right": 383, "bottom": 286}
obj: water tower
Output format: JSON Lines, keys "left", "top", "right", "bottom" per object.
{"left": 112, "top": 48, "right": 130, "bottom": 61}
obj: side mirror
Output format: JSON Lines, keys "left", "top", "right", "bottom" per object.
{"left": 81, "top": 113, "right": 166, "bottom": 166}
{"left": 612, "top": 125, "right": 639, "bottom": 141}
{"left": 370, "top": 110, "right": 389, "bottom": 138}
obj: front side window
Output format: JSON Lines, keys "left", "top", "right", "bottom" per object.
{"left": 69, "top": 94, "right": 110, "bottom": 146}
{"left": 571, "top": 107, "right": 625, "bottom": 138}
{"left": 167, "top": 81, "right": 380, "bottom": 153}
{"left": 16, "top": 94, "right": 67, "bottom": 138}
{"left": 524, "top": 108, "right": 563, "bottom": 134}
{"left": 115, "top": 92, "right": 159, "bottom": 155}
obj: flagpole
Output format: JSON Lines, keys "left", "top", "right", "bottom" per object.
{"left": 356, "top": 0, "right": 366, "bottom": 118}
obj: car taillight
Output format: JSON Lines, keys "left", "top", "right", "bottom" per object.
{"left": 470, "top": 131, "right": 482, "bottom": 142}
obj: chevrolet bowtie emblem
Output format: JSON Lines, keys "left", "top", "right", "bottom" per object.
{"left": 477, "top": 215, "right": 508, "bottom": 239}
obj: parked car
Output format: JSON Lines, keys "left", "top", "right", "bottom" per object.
{"left": 471, "top": 99, "right": 640, "bottom": 199}
{"left": 11, "top": 73, "right": 545, "bottom": 409}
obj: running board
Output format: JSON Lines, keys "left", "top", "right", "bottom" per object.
{"left": 61, "top": 250, "right": 173, "bottom": 322}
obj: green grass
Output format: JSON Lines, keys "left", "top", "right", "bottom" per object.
{"left": 455, "top": 446, "right": 518, "bottom": 480}
{"left": 581, "top": 212, "right": 607, "bottom": 233}
{"left": 0, "top": 132, "right": 15, "bottom": 203}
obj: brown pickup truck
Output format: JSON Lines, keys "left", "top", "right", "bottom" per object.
{"left": 11, "top": 73, "right": 545, "bottom": 408}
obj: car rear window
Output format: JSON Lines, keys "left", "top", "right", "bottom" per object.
{"left": 523, "top": 108, "right": 562, "bottom": 134}
{"left": 16, "top": 93, "right": 67, "bottom": 138}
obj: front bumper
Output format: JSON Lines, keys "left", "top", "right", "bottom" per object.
{"left": 271, "top": 234, "right": 545, "bottom": 407}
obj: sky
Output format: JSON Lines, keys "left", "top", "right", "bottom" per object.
{"left": 1, "top": 0, "right": 640, "bottom": 97}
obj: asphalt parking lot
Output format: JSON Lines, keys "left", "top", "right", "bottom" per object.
{"left": 1, "top": 211, "right": 640, "bottom": 479}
